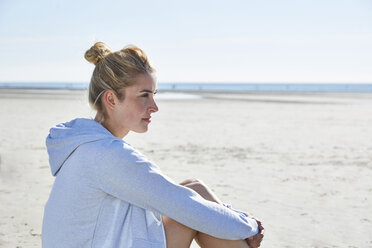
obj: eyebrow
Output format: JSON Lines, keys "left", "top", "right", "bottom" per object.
{"left": 139, "top": 89, "right": 158, "bottom": 94}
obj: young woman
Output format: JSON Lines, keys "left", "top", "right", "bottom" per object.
{"left": 42, "top": 42, "right": 264, "bottom": 248}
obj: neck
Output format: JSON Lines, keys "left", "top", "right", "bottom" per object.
{"left": 95, "top": 114, "right": 129, "bottom": 139}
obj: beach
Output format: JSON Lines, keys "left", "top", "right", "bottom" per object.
{"left": 0, "top": 89, "right": 371, "bottom": 247}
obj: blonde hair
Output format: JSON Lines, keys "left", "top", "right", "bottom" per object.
{"left": 84, "top": 41, "right": 155, "bottom": 118}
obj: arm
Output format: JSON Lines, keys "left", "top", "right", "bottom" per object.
{"left": 181, "top": 178, "right": 265, "bottom": 247}
{"left": 94, "top": 140, "right": 258, "bottom": 240}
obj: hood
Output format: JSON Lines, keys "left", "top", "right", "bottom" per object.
{"left": 46, "top": 118, "right": 113, "bottom": 176}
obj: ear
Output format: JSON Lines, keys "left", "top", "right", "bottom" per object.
{"left": 102, "top": 90, "right": 117, "bottom": 110}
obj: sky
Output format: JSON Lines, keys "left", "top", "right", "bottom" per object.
{"left": 0, "top": 0, "right": 371, "bottom": 83}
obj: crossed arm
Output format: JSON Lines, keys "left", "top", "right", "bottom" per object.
{"left": 162, "top": 178, "right": 264, "bottom": 248}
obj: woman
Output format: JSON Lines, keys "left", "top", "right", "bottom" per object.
{"left": 42, "top": 42, "right": 264, "bottom": 248}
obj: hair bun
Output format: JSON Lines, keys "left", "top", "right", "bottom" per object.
{"left": 85, "top": 42, "right": 112, "bottom": 65}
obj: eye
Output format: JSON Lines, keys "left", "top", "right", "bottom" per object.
{"left": 140, "top": 93, "right": 149, "bottom": 98}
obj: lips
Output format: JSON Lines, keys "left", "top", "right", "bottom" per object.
{"left": 142, "top": 117, "right": 151, "bottom": 123}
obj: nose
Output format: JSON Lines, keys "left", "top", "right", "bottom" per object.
{"left": 149, "top": 98, "right": 159, "bottom": 113}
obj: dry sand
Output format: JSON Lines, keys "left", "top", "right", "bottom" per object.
{"left": 0, "top": 89, "right": 371, "bottom": 247}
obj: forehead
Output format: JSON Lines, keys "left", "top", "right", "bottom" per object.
{"left": 130, "top": 73, "right": 156, "bottom": 91}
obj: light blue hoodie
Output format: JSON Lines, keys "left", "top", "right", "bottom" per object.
{"left": 42, "top": 118, "right": 258, "bottom": 248}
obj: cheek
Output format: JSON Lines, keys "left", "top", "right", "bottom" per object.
{"left": 137, "top": 99, "right": 149, "bottom": 113}
{"left": 125, "top": 102, "right": 147, "bottom": 121}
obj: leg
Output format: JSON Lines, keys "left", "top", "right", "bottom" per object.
{"left": 162, "top": 215, "right": 197, "bottom": 248}
{"left": 179, "top": 179, "right": 251, "bottom": 248}
{"left": 179, "top": 178, "right": 223, "bottom": 204}
{"left": 162, "top": 216, "right": 249, "bottom": 248}
{"left": 161, "top": 180, "right": 203, "bottom": 247}
{"left": 195, "top": 233, "right": 249, "bottom": 248}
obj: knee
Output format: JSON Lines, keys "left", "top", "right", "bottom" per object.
{"left": 181, "top": 179, "right": 208, "bottom": 194}
{"left": 180, "top": 178, "right": 221, "bottom": 204}
{"left": 179, "top": 178, "right": 203, "bottom": 186}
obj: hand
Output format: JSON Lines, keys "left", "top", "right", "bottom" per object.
{"left": 246, "top": 219, "right": 264, "bottom": 248}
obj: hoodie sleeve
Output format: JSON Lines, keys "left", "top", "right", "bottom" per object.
{"left": 93, "top": 140, "right": 258, "bottom": 240}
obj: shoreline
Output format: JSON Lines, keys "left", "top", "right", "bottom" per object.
{"left": 1, "top": 87, "right": 371, "bottom": 104}
{"left": 2, "top": 87, "right": 372, "bottom": 96}
{"left": 1, "top": 82, "right": 372, "bottom": 94}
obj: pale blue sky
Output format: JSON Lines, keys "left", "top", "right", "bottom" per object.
{"left": 0, "top": 0, "right": 371, "bottom": 83}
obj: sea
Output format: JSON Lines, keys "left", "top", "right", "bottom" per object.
{"left": 0, "top": 82, "right": 372, "bottom": 93}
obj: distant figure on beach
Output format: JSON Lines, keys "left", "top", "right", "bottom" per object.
{"left": 42, "top": 42, "right": 264, "bottom": 248}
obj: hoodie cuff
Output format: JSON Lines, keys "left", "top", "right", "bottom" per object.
{"left": 222, "top": 202, "right": 259, "bottom": 237}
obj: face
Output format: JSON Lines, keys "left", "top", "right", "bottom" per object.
{"left": 106, "top": 73, "right": 159, "bottom": 138}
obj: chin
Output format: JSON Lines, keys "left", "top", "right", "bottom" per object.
{"left": 133, "top": 126, "right": 149, "bottom": 133}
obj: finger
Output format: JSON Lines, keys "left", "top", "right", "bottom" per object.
{"left": 250, "top": 238, "right": 262, "bottom": 248}
{"left": 247, "top": 239, "right": 258, "bottom": 248}
{"left": 256, "top": 233, "right": 264, "bottom": 241}
{"left": 247, "top": 241, "right": 256, "bottom": 248}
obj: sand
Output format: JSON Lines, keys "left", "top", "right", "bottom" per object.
{"left": 0, "top": 89, "right": 371, "bottom": 247}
